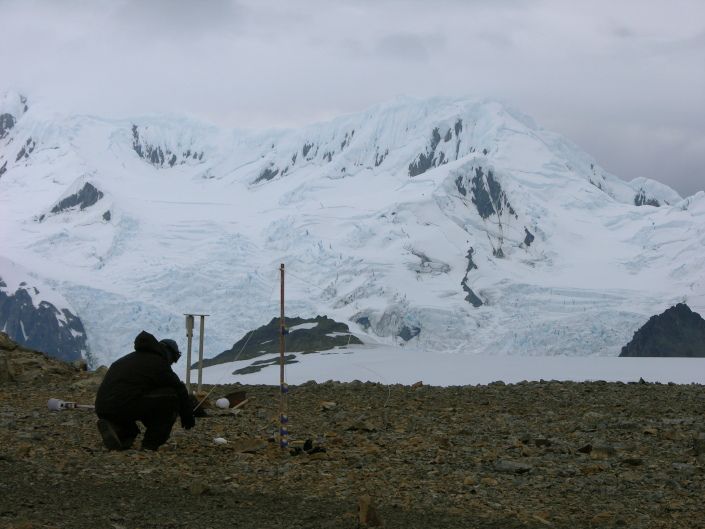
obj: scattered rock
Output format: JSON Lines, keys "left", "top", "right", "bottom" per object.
{"left": 3, "top": 338, "right": 705, "bottom": 528}
{"left": 228, "top": 438, "right": 269, "bottom": 453}
{"left": 494, "top": 459, "right": 532, "bottom": 474}
{"left": 358, "top": 495, "right": 385, "bottom": 527}
{"left": 692, "top": 438, "right": 705, "bottom": 456}
{"left": 591, "top": 444, "right": 617, "bottom": 458}
{"left": 189, "top": 481, "right": 212, "bottom": 495}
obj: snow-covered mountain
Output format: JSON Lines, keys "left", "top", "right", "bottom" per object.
{"left": 0, "top": 90, "right": 703, "bottom": 369}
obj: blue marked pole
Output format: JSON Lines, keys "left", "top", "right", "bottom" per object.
{"left": 279, "top": 264, "right": 288, "bottom": 450}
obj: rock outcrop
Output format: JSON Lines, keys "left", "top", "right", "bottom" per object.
{"left": 619, "top": 303, "right": 705, "bottom": 357}
{"left": 0, "top": 332, "right": 101, "bottom": 384}
{"left": 200, "top": 315, "right": 362, "bottom": 370}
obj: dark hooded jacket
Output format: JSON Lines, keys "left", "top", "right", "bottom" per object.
{"left": 95, "top": 331, "right": 194, "bottom": 423}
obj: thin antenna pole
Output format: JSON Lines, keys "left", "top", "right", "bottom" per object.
{"left": 279, "top": 263, "right": 289, "bottom": 451}
{"left": 198, "top": 315, "right": 206, "bottom": 392}
{"left": 185, "top": 315, "right": 194, "bottom": 392}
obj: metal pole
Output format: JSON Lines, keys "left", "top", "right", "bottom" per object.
{"left": 279, "top": 263, "right": 288, "bottom": 450}
{"left": 280, "top": 263, "right": 285, "bottom": 390}
{"left": 198, "top": 315, "right": 205, "bottom": 393}
{"left": 185, "top": 315, "right": 194, "bottom": 393}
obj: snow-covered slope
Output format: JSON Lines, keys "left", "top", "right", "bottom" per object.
{"left": 0, "top": 90, "right": 702, "bottom": 368}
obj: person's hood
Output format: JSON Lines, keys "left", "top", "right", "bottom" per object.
{"left": 134, "top": 330, "right": 171, "bottom": 362}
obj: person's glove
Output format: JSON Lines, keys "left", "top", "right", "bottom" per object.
{"left": 181, "top": 415, "right": 196, "bottom": 430}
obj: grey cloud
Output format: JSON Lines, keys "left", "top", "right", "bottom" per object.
{"left": 474, "top": 31, "right": 516, "bottom": 51}
{"left": 611, "top": 26, "right": 637, "bottom": 39}
{"left": 375, "top": 33, "right": 446, "bottom": 62}
{"left": 1, "top": 0, "right": 702, "bottom": 197}
{"left": 550, "top": 118, "right": 705, "bottom": 198}
{"left": 111, "top": 0, "right": 245, "bottom": 38}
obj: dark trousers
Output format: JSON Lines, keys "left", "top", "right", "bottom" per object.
{"left": 98, "top": 387, "right": 179, "bottom": 450}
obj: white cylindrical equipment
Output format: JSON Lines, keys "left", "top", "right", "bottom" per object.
{"left": 47, "top": 398, "right": 95, "bottom": 411}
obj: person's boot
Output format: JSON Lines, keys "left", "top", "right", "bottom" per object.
{"left": 97, "top": 418, "right": 124, "bottom": 451}
{"left": 140, "top": 441, "right": 176, "bottom": 452}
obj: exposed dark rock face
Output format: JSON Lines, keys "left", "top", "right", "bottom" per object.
{"left": 0, "top": 113, "right": 15, "bottom": 139}
{"left": 408, "top": 121, "right": 464, "bottom": 177}
{"left": 471, "top": 167, "right": 515, "bottom": 220}
{"left": 455, "top": 164, "right": 530, "bottom": 257}
{"left": 38, "top": 182, "right": 105, "bottom": 222}
{"left": 198, "top": 315, "right": 363, "bottom": 370}
{"left": 50, "top": 182, "right": 104, "bottom": 214}
{"left": 634, "top": 189, "right": 661, "bottom": 207}
{"left": 465, "top": 248, "right": 478, "bottom": 272}
{"left": 131, "top": 124, "right": 203, "bottom": 168}
{"left": 0, "top": 286, "right": 87, "bottom": 363}
{"left": 375, "top": 148, "right": 388, "bottom": 167}
{"left": 340, "top": 130, "right": 354, "bottom": 151}
{"left": 454, "top": 166, "right": 537, "bottom": 307}
{"left": 409, "top": 127, "right": 443, "bottom": 176}
{"left": 619, "top": 303, "right": 705, "bottom": 357}
{"left": 455, "top": 174, "right": 467, "bottom": 196}
{"left": 255, "top": 165, "right": 280, "bottom": 183}
{"left": 233, "top": 353, "right": 298, "bottom": 375}
{"left": 15, "top": 137, "right": 36, "bottom": 162}
{"left": 255, "top": 132, "right": 365, "bottom": 182}
{"left": 462, "top": 283, "right": 484, "bottom": 307}
{"left": 461, "top": 248, "right": 482, "bottom": 307}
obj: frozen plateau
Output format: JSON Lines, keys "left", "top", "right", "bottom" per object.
{"left": 0, "top": 90, "right": 703, "bottom": 379}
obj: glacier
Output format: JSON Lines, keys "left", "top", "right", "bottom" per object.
{"left": 0, "top": 90, "right": 703, "bottom": 370}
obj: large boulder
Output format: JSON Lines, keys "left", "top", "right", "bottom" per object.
{"left": 619, "top": 303, "right": 705, "bottom": 357}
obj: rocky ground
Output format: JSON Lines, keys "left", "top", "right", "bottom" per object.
{"left": 2, "top": 335, "right": 705, "bottom": 528}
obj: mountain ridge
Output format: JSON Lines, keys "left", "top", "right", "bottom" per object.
{"left": 0, "top": 90, "right": 702, "bottom": 370}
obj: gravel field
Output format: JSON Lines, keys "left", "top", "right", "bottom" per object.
{"left": 2, "top": 342, "right": 705, "bottom": 528}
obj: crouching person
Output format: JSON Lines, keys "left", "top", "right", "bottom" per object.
{"left": 95, "top": 330, "right": 196, "bottom": 451}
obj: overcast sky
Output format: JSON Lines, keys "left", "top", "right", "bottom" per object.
{"left": 2, "top": 0, "right": 704, "bottom": 197}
